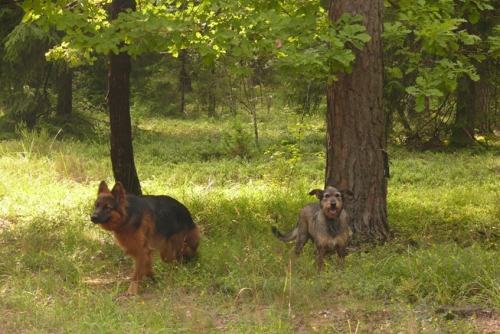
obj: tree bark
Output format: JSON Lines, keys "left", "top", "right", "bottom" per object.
{"left": 476, "top": 72, "right": 491, "bottom": 133}
{"left": 56, "top": 65, "right": 72, "bottom": 116}
{"left": 107, "top": 0, "right": 142, "bottom": 195}
{"left": 450, "top": 74, "right": 476, "bottom": 148}
{"left": 326, "top": 0, "right": 389, "bottom": 242}
{"left": 179, "top": 49, "right": 192, "bottom": 115}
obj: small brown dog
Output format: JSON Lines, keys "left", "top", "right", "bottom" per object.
{"left": 272, "top": 186, "right": 353, "bottom": 271}
{"left": 91, "top": 181, "right": 200, "bottom": 293}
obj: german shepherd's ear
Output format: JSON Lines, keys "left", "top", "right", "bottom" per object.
{"left": 341, "top": 189, "right": 354, "bottom": 201}
{"left": 97, "top": 181, "right": 111, "bottom": 195}
{"left": 111, "top": 182, "right": 127, "bottom": 207}
{"left": 309, "top": 189, "right": 324, "bottom": 200}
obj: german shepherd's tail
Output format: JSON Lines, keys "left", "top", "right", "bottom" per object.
{"left": 271, "top": 226, "right": 298, "bottom": 242}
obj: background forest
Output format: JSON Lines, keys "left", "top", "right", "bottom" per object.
{"left": 1, "top": 0, "right": 500, "bottom": 149}
{"left": 2, "top": 0, "right": 500, "bottom": 333}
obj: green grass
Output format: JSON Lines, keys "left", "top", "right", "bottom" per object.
{"left": 1, "top": 110, "right": 500, "bottom": 333}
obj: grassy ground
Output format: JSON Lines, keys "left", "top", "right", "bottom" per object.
{"left": 1, "top": 110, "right": 500, "bottom": 333}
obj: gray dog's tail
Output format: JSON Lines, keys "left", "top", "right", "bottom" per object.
{"left": 271, "top": 226, "right": 298, "bottom": 242}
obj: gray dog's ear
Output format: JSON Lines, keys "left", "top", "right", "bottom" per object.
{"left": 341, "top": 189, "right": 354, "bottom": 201}
{"left": 309, "top": 189, "right": 324, "bottom": 199}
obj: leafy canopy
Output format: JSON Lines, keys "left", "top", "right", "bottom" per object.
{"left": 22, "top": 0, "right": 371, "bottom": 82}
{"left": 383, "top": 0, "right": 494, "bottom": 112}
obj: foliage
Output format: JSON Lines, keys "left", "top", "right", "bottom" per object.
{"left": 488, "top": 25, "right": 500, "bottom": 56}
{"left": 0, "top": 17, "right": 59, "bottom": 128}
{"left": 1, "top": 0, "right": 500, "bottom": 148}
{"left": 383, "top": 0, "right": 486, "bottom": 113}
{"left": 22, "top": 0, "right": 370, "bottom": 83}
{"left": 383, "top": 0, "right": 500, "bottom": 148}
{"left": 280, "top": 77, "right": 326, "bottom": 114}
{"left": 221, "top": 116, "right": 254, "bottom": 159}
{"left": 130, "top": 53, "right": 185, "bottom": 115}
{"left": 3, "top": 0, "right": 498, "bottom": 151}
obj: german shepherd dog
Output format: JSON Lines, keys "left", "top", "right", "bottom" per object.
{"left": 271, "top": 186, "right": 353, "bottom": 271}
{"left": 90, "top": 181, "right": 200, "bottom": 293}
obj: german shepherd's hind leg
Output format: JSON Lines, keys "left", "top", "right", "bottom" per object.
{"left": 159, "top": 228, "right": 201, "bottom": 263}
{"left": 129, "top": 248, "right": 155, "bottom": 293}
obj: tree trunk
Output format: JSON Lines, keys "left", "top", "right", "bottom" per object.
{"left": 179, "top": 49, "right": 192, "bottom": 115}
{"left": 326, "top": 0, "right": 389, "bottom": 242}
{"left": 207, "top": 67, "right": 216, "bottom": 117}
{"left": 106, "top": 0, "right": 141, "bottom": 195}
{"left": 56, "top": 65, "right": 72, "bottom": 116}
{"left": 476, "top": 75, "right": 491, "bottom": 133}
{"left": 450, "top": 75, "right": 476, "bottom": 148}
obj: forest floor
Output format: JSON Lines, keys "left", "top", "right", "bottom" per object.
{"left": 1, "top": 111, "right": 500, "bottom": 333}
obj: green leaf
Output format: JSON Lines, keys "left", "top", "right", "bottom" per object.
{"left": 415, "top": 94, "right": 425, "bottom": 112}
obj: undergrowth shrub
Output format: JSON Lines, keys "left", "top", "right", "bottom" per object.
{"left": 221, "top": 116, "right": 254, "bottom": 159}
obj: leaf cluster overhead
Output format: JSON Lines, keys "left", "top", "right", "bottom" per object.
{"left": 22, "top": 0, "right": 371, "bottom": 81}
{"left": 383, "top": 0, "right": 496, "bottom": 111}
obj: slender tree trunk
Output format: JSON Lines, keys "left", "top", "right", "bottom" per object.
{"left": 208, "top": 91, "right": 216, "bottom": 117}
{"left": 207, "top": 67, "right": 216, "bottom": 117}
{"left": 326, "top": 0, "right": 389, "bottom": 242}
{"left": 179, "top": 49, "right": 192, "bottom": 115}
{"left": 228, "top": 74, "right": 237, "bottom": 117}
{"left": 56, "top": 65, "right": 72, "bottom": 116}
{"left": 107, "top": 0, "right": 141, "bottom": 195}
{"left": 243, "top": 76, "right": 259, "bottom": 147}
{"left": 180, "top": 63, "right": 186, "bottom": 115}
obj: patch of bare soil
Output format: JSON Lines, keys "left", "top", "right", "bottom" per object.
{"left": 291, "top": 307, "right": 389, "bottom": 333}
{"left": 436, "top": 304, "right": 500, "bottom": 333}
{"left": 473, "top": 313, "right": 500, "bottom": 334}
{"left": 289, "top": 304, "right": 500, "bottom": 333}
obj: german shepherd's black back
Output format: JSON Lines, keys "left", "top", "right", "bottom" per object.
{"left": 91, "top": 181, "right": 200, "bottom": 293}
{"left": 124, "top": 195, "right": 197, "bottom": 236}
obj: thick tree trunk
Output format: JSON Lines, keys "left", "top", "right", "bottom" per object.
{"left": 56, "top": 65, "right": 72, "bottom": 116}
{"left": 326, "top": 0, "right": 389, "bottom": 242}
{"left": 107, "top": 0, "right": 141, "bottom": 195}
{"left": 450, "top": 75, "right": 476, "bottom": 148}
{"left": 476, "top": 75, "right": 491, "bottom": 133}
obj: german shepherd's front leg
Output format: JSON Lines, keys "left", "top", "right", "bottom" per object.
{"left": 129, "top": 248, "right": 154, "bottom": 293}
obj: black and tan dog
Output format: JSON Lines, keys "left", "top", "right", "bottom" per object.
{"left": 90, "top": 181, "right": 200, "bottom": 293}
{"left": 272, "top": 186, "right": 353, "bottom": 271}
